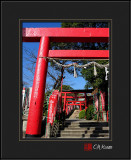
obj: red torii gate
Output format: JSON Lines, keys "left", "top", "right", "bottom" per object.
{"left": 22, "top": 28, "right": 109, "bottom": 137}
{"left": 62, "top": 90, "right": 93, "bottom": 112}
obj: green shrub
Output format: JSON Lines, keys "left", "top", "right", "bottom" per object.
{"left": 86, "top": 104, "right": 95, "bottom": 120}
{"left": 94, "top": 114, "right": 97, "bottom": 120}
{"left": 79, "top": 110, "right": 86, "bottom": 119}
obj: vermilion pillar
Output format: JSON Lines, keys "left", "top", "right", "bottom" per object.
{"left": 26, "top": 36, "right": 49, "bottom": 137}
{"left": 63, "top": 93, "right": 66, "bottom": 111}
{"left": 66, "top": 105, "right": 68, "bottom": 114}
{"left": 85, "top": 93, "right": 87, "bottom": 110}
{"left": 80, "top": 103, "right": 82, "bottom": 111}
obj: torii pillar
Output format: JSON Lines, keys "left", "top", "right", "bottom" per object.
{"left": 25, "top": 37, "right": 49, "bottom": 137}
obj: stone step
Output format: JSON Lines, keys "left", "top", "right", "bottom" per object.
{"left": 89, "top": 130, "right": 109, "bottom": 133}
{"left": 65, "top": 122, "right": 108, "bottom": 125}
{"left": 60, "top": 132, "right": 85, "bottom": 137}
{"left": 85, "top": 133, "right": 109, "bottom": 138}
{"left": 62, "top": 128, "right": 109, "bottom": 134}
{"left": 64, "top": 124, "right": 109, "bottom": 128}
{"left": 58, "top": 137, "right": 84, "bottom": 138}
{"left": 60, "top": 134, "right": 84, "bottom": 138}
{"left": 66, "top": 126, "right": 109, "bottom": 130}
{"left": 65, "top": 121, "right": 108, "bottom": 123}
{"left": 58, "top": 136, "right": 109, "bottom": 139}
{"left": 83, "top": 136, "right": 109, "bottom": 138}
{"left": 64, "top": 127, "right": 88, "bottom": 131}
{"left": 61, "top": 130, "right": 86, "bottom": 134}
{"left": 57, "top": 119, "right": 109, "bottom": 139}
{"left": 88, "top": 127, "right": 109, "bottom": 130}
{"left": 67, "top": 126, "right": 87, "bottom": 129}
{"left": 60, "top": 129, "right": 108, "bottom": 133}
{"left": 59, "top": 133, "right": 109, "bottom": 138}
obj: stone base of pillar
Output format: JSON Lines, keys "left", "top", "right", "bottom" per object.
{"left": 45, "top": 123, "right": 51, "bottom": 138}
{"left": 103, "top": 111, "right": 107, "bottom": 121}
{"left": 25, "top": 134, "right": 41, "bottom": 138}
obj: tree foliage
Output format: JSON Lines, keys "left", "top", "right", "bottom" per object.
{"left": 58, "top": 84, "right": 73, "bottom": 91}
{"left": 81, "top": 60, "right": 109, "bottom": 91}
{"left": 86, "top": 104, "right": 95, "bottom": 120}
{"left": 79, "top": 110, "right": 86, "bottom": 119}
{"left": 61, "top": 22, "right": 108, "bottom": 28}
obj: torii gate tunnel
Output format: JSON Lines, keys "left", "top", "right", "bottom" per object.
{"left": 22, "top": 28, "right": 109, "bottom": 137}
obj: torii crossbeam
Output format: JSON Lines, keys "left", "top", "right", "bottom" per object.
{"left": 23, "top": 28, "right": 109, "bottom": 137}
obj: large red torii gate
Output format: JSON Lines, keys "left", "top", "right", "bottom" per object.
{"left": 22, "top": 28, "right": 109, "bottom": 137}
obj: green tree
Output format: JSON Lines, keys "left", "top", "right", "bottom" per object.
{"left": 58, "top": 84, "right": 73, "bottom": 91}
{"left": 81, "top": 60, "right": 109, "bottom": 91}
{"left": 61, "top": 22, "right": 108, "bottom": 28}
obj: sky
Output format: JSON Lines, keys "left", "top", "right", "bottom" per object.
{"left": 22, "top": 22, "right": 87, "bottom": 90}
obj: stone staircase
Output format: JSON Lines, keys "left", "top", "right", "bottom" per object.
{"left": 69, "top": 110, "right": 80, "bottom": 119}
{"left": 58, "top": 120, "right": 109, "bottom": 139}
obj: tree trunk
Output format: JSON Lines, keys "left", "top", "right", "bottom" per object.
{"left": 97, "top": 91, "right": 100, "bottom": 121}
{"left": 53, "top": 67, "right": 64, "bottom": 90}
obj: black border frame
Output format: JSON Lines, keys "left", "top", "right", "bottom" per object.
{"left": 1, "top": 1, "right": 130, "bottom": 159}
